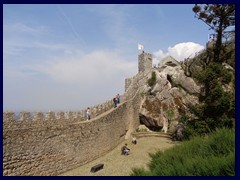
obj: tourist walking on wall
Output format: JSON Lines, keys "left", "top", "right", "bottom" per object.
{"left": 117, "top": 94, "right": 120, "bottom": 104}
{"left": 86, "top": 107, "right": 91, "bottom": 121}
{"left": 113, "top": 97, "right": 117, "bottom": 108}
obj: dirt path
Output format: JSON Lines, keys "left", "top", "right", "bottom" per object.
{"left": 60, "top": 136, "right": 178, "bottom": 176}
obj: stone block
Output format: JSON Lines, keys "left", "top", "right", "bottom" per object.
{"left": 90, "top": 163, "right": 104, "bottom": 173}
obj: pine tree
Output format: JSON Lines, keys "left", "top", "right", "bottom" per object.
{"left": 193, "top": 4, "right": 235, "bottom": 62}
{"left": 182, "top": 5, "right": 235, "bottom": 138}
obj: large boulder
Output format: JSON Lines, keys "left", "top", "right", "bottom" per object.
{"left": 172, "top": 123, "right": 186, "bottom": 141}
{"left": 139, "top": 58, "right": 200, "bottom": 131}
{"left": 160, "top": 62, "right": 201, "bottom": 95}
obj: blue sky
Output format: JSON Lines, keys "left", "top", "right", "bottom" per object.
{"left": 3, "top": 4, "right": 218, "bottom": 112}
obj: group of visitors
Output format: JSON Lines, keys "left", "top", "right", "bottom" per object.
{"left": 85, "top": 93, "right": 121, "bottom": 121}
{"left": 113, "top": 94, "right": 120, "bottom": 108}
{"left": 121, "top": 137, "right": 137, "bottom": 156}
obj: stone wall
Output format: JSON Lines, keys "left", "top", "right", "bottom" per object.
{"left": 3, "top": 74, "right": 142, "bottom": 176}
{"left": 3, "top": 89, "right": 141, "bottom": 176}
{"left": 125, "top": 78, "right": 132, "bottom": 92}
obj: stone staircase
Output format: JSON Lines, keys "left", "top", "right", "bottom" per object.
{"left": 131, "top": 131, "right": 172, "bottom": 140}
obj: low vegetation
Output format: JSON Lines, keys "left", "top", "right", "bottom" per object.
{"left": 147, "top": 71, "right": 157, "bottom": 87}
{"left": 136, "top": 127, "right": 148, "bottom": 132}
{"left": 131, "top": 128, "right": 235, "bottom": 176}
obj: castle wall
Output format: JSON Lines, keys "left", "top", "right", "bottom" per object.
{"left": 3, "top": 52, "right": 152, "bottom": 176}
{"left": 125, "top": 78, "right": 132, "bottom": 92}
{"left": 3, "top": 86, "right": 141, "bottom": 176}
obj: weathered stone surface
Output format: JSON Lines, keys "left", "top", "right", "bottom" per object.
{"left": 172, "top": 123, "right": 185, "bottom": 141}
{"left": 139, "top": 58, "right": 201, "bottom": 132}
{"left": 159, "top": 57, "right": 201, "bottom": 95}
{"left": 136, "top": 124, "right": 152, "bottom": 132}
{"left": 138, "top": 52, "right": 152, "bottom": 73}
{"left": 158, "top": 56, "right": 180, "bottom": 68}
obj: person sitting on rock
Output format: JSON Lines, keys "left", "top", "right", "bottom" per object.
{"left": 121, "top": 143, "right": 130, "bottom": 155}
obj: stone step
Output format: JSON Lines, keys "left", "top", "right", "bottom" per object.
{"left": 132, "top": 132, "right": 172, "bottom": 139}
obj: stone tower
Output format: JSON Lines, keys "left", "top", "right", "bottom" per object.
{"left": 138, "top": 52, "right": 152, "bottom": 73}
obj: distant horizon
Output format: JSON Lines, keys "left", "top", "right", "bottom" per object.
{"left": 4, "top": 4, "right": 222, "bottom": 112}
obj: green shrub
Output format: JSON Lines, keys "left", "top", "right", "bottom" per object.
{"left": 131, "top": 167, "right": 151, "bottom": 176}
{"left": 136, "top": 128, "right": 148, "bottom": 132}
{"left": 148, "top": 71, "right": 156, "bottom": 87}
{"left": 167, "top": 109, "right": 174, "bottom": 122}
{"left": 130, "top": 128, "right": 235, "bottom": 176}
{"left": 140, "top": 92, "right": 146, "bottom": 98}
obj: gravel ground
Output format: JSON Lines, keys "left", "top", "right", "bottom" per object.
{"left": 60, "top": 137, "right": 178, "bottom": 176}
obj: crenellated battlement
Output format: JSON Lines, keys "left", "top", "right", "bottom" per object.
{"left": 3, "top": 111, "right": 83, "bottom": 127}
{"left": 3, "top": 78, "right": 140, "bottom": 130}
{"left": 3, "top": 85, "right": 142, "bottom": 176}
{"left": 3, "top": 95, "right": 127, "bottom": 129}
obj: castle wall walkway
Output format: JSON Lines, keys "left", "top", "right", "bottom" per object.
{"left": 3, "top": 84, "right": 141, "bottom": 176}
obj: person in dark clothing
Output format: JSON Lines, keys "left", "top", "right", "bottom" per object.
{"left": 113, "top": 97, "right": 117, "bottom": 108}
{"left": 121, "top": 143, "right": 130, "bottom": 155}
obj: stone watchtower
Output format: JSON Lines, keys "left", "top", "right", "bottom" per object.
{"left": 125, "top": 52, "right": 153, "bottom": 92}
{"left": 138, "top": 52, "right": 152, "bottom": 73}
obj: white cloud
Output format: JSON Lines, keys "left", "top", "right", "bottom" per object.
{"left": 168, "top": 42, "right": 204, "bottom": 61}
{"left": 153, "top": 49, "right": 167, "bottom": 66}
{"left": 154, "top": 42, "right": 204, "bottom": 62}
{"left": 32, "top": 50, "right": 136, "bottom": 84}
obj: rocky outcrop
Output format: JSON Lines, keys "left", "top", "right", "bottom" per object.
{"left": 139, "top": 56, "right": 201, "bottom": 132}
{"left": 136, "top": 124, "right": 152, "bottom": 132}
{"left": 172, "top": 123, "right": 185, "bottom": 141}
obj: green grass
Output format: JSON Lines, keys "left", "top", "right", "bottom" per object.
{"left": 130, "top": 128, "right": 235, "bottom": 176}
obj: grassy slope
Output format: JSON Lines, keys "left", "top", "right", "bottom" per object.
{"left": 131, "top": 128, "right": 235, "bottom": 176}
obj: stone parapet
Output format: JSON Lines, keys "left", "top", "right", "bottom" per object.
{"left": 3, "top": 85, "right": 142, "bottom": 176}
